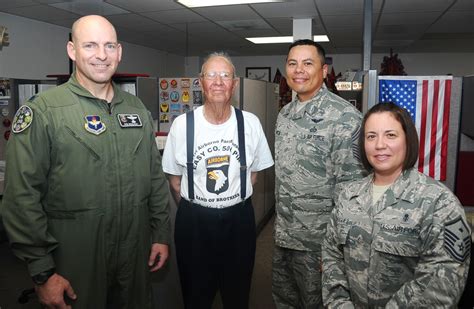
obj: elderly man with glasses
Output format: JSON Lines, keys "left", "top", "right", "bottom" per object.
{"left": 162, "top": 52, "right": 274, "bottom": 309}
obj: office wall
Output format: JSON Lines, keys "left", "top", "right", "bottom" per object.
{"left": 0, "top": 12, "right": 184, "bottom": 79}
{"left": 229, "top": 52, "right": 474, "bottom": 81}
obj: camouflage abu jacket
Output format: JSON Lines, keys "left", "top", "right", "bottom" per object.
{"left": 322, "top": 168, "right": 471, "bottom": 308}
{"left": 274, "top": 85, "right": 365, "bottom": 251}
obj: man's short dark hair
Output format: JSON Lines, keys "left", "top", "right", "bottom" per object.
{"left": 358, "top": 102, "right": 419, "bottom": 172}
{"left": 288, "top": 39, "right": 326, "bottom": 65}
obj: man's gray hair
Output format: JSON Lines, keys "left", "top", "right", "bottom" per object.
{"left": 200, "top": 51, "right": 236, "bottom": 78}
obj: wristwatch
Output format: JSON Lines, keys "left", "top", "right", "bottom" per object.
{"left": 32, "top": 268, "right": 55, "bottom": 285}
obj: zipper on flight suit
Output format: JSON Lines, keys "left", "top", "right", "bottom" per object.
{"left": 103, "top": 99, "right": 126, "bottom": 273}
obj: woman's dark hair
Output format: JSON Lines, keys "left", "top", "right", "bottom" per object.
{"left": 359, "top": 102, "right": 419, "bottom": 172}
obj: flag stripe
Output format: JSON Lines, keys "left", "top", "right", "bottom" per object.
{"left": 418, "top": 80, "right": 428, "bottom": 173}
{"left": 378, "top": 76, "right": 452, "bottom": 181}
{"left": 435, "top": 81, "right": 446, "bottom": 180}
{"left": 441, "top": 79, "right": 451, "bottom": 180}
{"left": 429, "top": 80, "right": 440, "bottom": 178}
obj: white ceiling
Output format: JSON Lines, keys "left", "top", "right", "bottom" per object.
{"left": 1, "top": 0, "right": 473, "bottom": 56}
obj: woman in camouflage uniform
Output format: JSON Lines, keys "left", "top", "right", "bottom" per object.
{"left": 322, "top": 102, "right": 470, "bottom": 308}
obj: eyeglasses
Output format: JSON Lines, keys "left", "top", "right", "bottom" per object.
{"left": 201, "top": 71, "right": 234, "bottom": 81}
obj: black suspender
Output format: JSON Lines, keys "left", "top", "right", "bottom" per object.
{"left": 235, "top": 108, "right": 247, "bottom": 200}
{"left": 186, "top": 110, "right": 195, "bottom": 201}
{"left": 185, "top": 107, "right": 247, "bottom": 202}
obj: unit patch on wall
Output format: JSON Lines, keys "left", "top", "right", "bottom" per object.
{"left": 0, "top": 26, "right": 9, "bottom": 50}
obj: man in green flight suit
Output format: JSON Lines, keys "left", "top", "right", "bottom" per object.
{"left": 2, "top": 15, "right": 170, "bottom": 308}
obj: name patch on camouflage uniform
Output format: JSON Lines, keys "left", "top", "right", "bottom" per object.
{"left": 444, "top": 217, "right": 471, "bottom": 262}
{"left": 117, "top": 114, "right": 142, "bottom": 128}
{"left": 84, "top": 115, "right": 106, "bottom": 135}
{"left": 12, "top": 105, "right": 33, "bottom": 134}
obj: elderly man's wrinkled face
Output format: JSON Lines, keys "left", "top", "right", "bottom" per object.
{"left": 200, "top": 56, "right": 238, "bottom": 106}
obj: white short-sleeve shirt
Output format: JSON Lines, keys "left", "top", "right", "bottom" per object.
{"left": 162, "top": 106, "right": 274, "bottom": 208}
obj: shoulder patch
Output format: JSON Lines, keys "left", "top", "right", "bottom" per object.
{"left": 444, "top": 217, "right": 471, "bottom": 263}
{"left": 12, "top": 105, "right": 33, "bottom": 134}
{"left": 351, "top": 125, "right": 361, "bottom": 161}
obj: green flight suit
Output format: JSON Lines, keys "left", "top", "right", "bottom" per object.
{"left": 2, "top": 74, "right": 170, "bottom": 308}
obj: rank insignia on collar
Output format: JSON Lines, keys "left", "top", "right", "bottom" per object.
{"left": 117, "top": 114, "right": 142, "bottom": 128}
{"left": 12, "top": 105, "right": 33, "bottom": 134}
{"left": 84, "top": 115, "right": 106, "bottom": 135}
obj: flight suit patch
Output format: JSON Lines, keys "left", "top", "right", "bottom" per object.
{"left": 12, "top": 105, "right": 33, "bottom": 134}
{"left": 117, "top": 114, "right": 142, "bottom": 128}
{"left": 84, "top": 115, "right": 106, "bottom": 135}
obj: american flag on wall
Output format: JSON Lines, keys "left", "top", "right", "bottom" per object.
{"left": 378, "top": 76, "right": 453, "bottom": 181}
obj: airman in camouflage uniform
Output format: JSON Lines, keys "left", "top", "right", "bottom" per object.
{"left": 273, "top": 39, "right": 365, "bottom": 309}
{"left": 322, "top": 168, "right": 471, "bottom": 308}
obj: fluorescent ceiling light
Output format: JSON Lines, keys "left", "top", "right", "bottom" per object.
{"left": 176, "top": 0, "right": 283, "bottom": 8}
{"left": 246, "top": 35, "right": 329, "bottom": 44}
{"left": 247, "top": 36, "right": 293, "bottom": 43}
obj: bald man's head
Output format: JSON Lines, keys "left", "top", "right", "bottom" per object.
{"left": 71, "top": 15, "right": 117, "bottom": 43}
{"left": 67, "top": 15, "right": 122, "bottom": 91}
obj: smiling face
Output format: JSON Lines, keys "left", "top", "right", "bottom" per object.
{"left": 67, "top": 15, "right": 122, "bottom": 90}
{"left": 364, "top": 112, "right": 407, "bottom": 185}
{"left": 285, "top": 44, "right": 328, "bottom": 101}
{"left": 200, "top": 56, "right": 238, "bottom": 106}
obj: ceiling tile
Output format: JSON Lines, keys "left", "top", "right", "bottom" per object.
{"left": 193, "top": 5, "right": 260, "bottom": 21}
{"left": 315, "top": 0, "right": 364, "bottom": 15}
{"left": 184, "top": 21, "right": 233, "bottom": 37}
{"left": 49, "top": 1, "right": 129, "bottom": 16}
{"left": 266, "top": 18, "right": 293, "bottom": 32}
{"left": 251, "top": 1, "right": 317, "bottom": 19}
{"left": 427, "top": 11, "right": 474, "bottom": 33}
{"left": 378, "top": 12, "right": 441, "bottom": 25}
{"left": 1, "top": 0, "right": 473, "bottom": 56}
{"left": 216, "top": 19, "right": 272, "bottom": 31}
{"left": 0, "top": 0, "right": 36, "bottom": 9}
{"left": 34, "top": 0, "right": 70, "bottom": 4}
{"left": 376, "top": 24, "right": 425, "bottom": 36}
{"left": 142, "top": 8, "right": 206, "bottom": 24}
{"left": 106, "top": 13, "right": 166, "bottom": 32}
{"left": 382, "top": 0, "right": 452, "bottom": 13}
{"left": 328, "top": 28, "right": 363, "bottom": 40}
{"left": 450, "top": 0, "right": 474, "bottom": 11}
{"left": 322, "top": 14, "right": 363, "bottom": 28}
{"left": 2, "top": 4, "right": 79, "bottom": 21}
{"left": 105, "top": 0, "right": 182, "bottom": 13}
{"left": 233, "top": 28, "right": 281, "bottom": 37}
